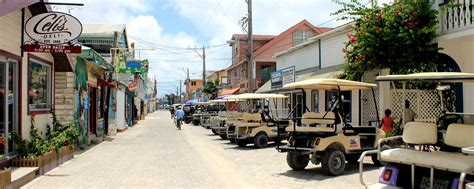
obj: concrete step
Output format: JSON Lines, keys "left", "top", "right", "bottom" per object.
{"left": 11, "top": 167, "right": 38, "bottom": 189}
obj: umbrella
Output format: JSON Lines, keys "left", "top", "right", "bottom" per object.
{"left": 185, "top": 99, "right": 199, "bottom": 105}
{"left": 215, "top": 94, "right": 234, "bottom": 99}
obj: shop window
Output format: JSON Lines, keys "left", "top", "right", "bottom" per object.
{"left": 28, "top": 59, "right": 52, "bottom": 112}
{"left": 293, "top": 30, "right": 315, "bottom": 46}
{"left": 312, "top": 90, "right": 319, "bottom": 112}
{"left": 326, "top": 91, "right": 351, "bottom": 122}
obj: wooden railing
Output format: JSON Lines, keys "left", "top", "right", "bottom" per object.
{"left": 439, "top": 0, "right": 474, "bottom": 35}
{"left": 11, "top": 145, "right": 75, "bottom": 175}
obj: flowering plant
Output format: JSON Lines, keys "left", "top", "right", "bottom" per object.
{"left": 333, "top": 0, "right": 439, "bottom": 80}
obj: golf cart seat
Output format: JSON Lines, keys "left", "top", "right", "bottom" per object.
{"left": 285, "top": 126, "right": 335, "bottom": 133}
{"left": 380, "top": 122, "right": 474, "bottom": 174}
{"left": 235, "top": 112, "right": 262, "bottom": 127}
{"left": 301, "top": 112, "right": 339, "bottom": 125}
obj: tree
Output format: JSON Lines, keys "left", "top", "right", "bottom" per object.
{"left": 333, "top": 0, "right": 439, "bottom": 80}
{"left": 203, "top": 79, "right": 221, "bottom": 100}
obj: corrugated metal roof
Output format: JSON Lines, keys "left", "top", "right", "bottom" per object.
{"left": 81, "top": 24, "right": 126, "bottom": 37}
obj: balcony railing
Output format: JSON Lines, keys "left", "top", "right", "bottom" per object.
{"left": 439, "top": 0, "right": 473, "bottom": 35}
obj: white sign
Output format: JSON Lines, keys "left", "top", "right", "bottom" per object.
{"left": 282, "top": 66, "right": 295, "bottom": 84}
{"left": 25, "top": 12, "right": 82, "bottom": 45}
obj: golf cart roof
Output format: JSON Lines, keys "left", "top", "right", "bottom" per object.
{"left": 376, "top": 72, "right": 474, "bottom": 82}
{"left": 208, "top": 99, "right": 243, "bottom": 103}
{"left": 172, "top": 104, "right": 181, "bottom": 106}
{"left": 282, "top": 78, "right": 377, "bottom": 91}
{"left": 224, "top": 93, "right": 289, "bottom": 100}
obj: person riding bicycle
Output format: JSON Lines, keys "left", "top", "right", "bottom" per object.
{"left": 170, "top": 106, "right": 175, "bottom": 119}
{"left": 175, "top": 106, "right": 185, "bottom": 129}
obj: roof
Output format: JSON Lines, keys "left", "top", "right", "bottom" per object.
{"left": 232, "top": 34, "right": 276, "bottom": 40}
{"left": 376, "top": 72, "right": 474, "bottom": 82}
{"left": 218, "top": 87, "right": 240, "bottom": 96}
{"left": 282, "top": 78, "right": 377, "bottom": 91}
{"left": 224, "top": 93, "right": 289, "bottom": 100}
{"left": 227, "top": 20, "right": 332, "bottom": 71}
{"left": 275, "top": 22, "right": 354, "bottom": 57}
{"left": 81, "top": 24, "right": 126, "bottom": 37}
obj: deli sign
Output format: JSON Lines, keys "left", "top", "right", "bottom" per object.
{"left": 23, "top": 12, "right": 82, "bottom": 53}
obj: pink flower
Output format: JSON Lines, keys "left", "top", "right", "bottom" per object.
{"left": 376, "top": 12, "right": 382, "bottom": 21}
{"left": 31, "top": 113, "right": 36, "bottom": 118}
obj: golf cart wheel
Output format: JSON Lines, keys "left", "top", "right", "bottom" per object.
{"left": 219, "top": 134, "right": 228, "bottom": 139}
{"left": 211, "top": 129, "right": 218, "bottom": 135}
{"left": 372, "top": 145, "right": 390, "bottom": 167}
{"left": 229, "top": 138, "right": 236, "bottom": 143}
{"left": 185, "top": 120, "right": 191, "bottom": 124}
{"left": 253, "top": 133, "right": 269, "bottom": 148}
{"left": 192, "top": 120, "right": 200, "bottom": 126}
{"left": 321, "top": 150, "right": 346, "bottom": 175}
{"left": 286, "top": 151, "right": 309, "bottom": 170}
{"left": 236, "top": 139, "right": 248, "bottom": 147}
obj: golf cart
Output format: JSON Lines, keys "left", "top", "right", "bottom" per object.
{"left": 276, "top": 78, "right": 385, "bottom": 175}
{"left": 224, "top": 93, "right": 290, "bottom": 148}
{"left": 359, "top": 72, "right": 474, "bottom": 189}
{"left": 207, "top": 99, "right": 239, "bottom": 137}
{"left": 191, "top": 102, "right": 210, "bottom": 126}
{"left": 182, "top": 104, "right": 195, "bottom": 124}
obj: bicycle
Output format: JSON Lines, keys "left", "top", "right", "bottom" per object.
{"left": 176, "top": 118, "right": 182, "bottom": 130}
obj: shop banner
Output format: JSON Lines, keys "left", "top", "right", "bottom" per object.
{"left": 271, "top": 66, "right": 295, "bottom": 89}
{"left": 23, "top": 12, "right": 82, "bottom": 53}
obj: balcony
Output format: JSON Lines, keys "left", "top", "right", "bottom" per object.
{"left": 438, "top": 0, "right": 473, "bottom": 36}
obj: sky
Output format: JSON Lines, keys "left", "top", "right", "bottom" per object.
{"left": 50, "top": 0, "right": 391, "bottom": 97}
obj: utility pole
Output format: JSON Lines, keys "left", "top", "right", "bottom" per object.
{"left": 179, "top": 79, "right": 182, "bottom": 103}
{"left": 180, "top": 67, "right": 190, "bottom": 100}
{"left": 246, "top": 0, "right": 254, "bottom": 93}
{"left": 202, "top": 46, "right": 206, "bottom": 85}
{"left": 192, "top": 47, "right": 206, "bottom": 87}
{"left": 176, "top": 86, "right": 179, "bottom": 103}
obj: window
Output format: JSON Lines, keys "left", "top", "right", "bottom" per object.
{"left": 293, "top": 30, "right": 315, "bottom": 46}
{"left": 326, "top": 91, "right": 352, "bottom": 122}
{"left": 28, "top": 58, "right": 52, "bottom": 112}
{"left": 191, "top": 81, "right": 196, "bottom": 86}
{"left": 312, "top": 90, "right": 319, "bottom": 112}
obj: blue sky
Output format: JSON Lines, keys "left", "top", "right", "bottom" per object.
{"left": 51, "top": 0, "right": 391, "bottom": 97}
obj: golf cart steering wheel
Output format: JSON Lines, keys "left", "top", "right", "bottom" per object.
{"left": 436, "top": 113, "right": 464, "bottom": 130}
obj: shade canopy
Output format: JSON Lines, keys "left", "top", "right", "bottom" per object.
{"left": 376, "top": 72, "right": 474, "bottom": 83}
{"left": 224, "top": 93, "right": 289, "bottom": 100}
{"left": 208, "top": 99, "right": 244, "bottom": 103}
{"left": 282, "top": 78, "right": 377, "bottom": 91}
{"left": 185, "top": 99, "right": 199, "bottom": 105}
{"left": 218, "top": 87, "right": 240, "bottom": 96}
{"left": 215, "top": 94, "right": 234, "bottom": 99}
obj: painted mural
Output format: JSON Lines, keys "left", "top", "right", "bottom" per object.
{"left": 74, "top": 57, "right": 89, "bottom": 146}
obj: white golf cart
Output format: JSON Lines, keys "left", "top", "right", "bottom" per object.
{"left": 359, "top": 72, "right": 474, "bottom": 189}
{"left": 223, "top": 93, "right": 290, "bottom": 148}
{"left": 276, "top": 78, "right": 385, "bottom": 175}
{"left": 207, "top": 99, "right": 242, "bottom": 139}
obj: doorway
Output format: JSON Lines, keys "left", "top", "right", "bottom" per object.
{"left": 89, "top": 87, "right": 97, "bottom": 135}
{"left": 0, "top": 58, "right": 19, "bottom": 157}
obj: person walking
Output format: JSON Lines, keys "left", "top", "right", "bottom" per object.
{"left": 175, "top": 106, "right": 185, "bottom": 130}
{"left": 379, "top": 109, "right": 394, "bottom": 137}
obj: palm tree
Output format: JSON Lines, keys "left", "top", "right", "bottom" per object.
{"left": 203, "top": 79, "right": 221, "bottom": 100}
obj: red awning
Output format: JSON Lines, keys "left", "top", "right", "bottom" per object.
{"left": 218, "top": 87, "right": 240, "bottom": 96}
{"left": 98, "top": 79, "right": 116, "bottom": 88}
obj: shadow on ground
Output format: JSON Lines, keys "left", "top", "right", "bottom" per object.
{"left": 275, "top": 163, "right": 380, "bottom": 181}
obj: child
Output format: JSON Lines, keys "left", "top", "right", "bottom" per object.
{"left": 379, "top": 109, "right": 394, "bottom": 137}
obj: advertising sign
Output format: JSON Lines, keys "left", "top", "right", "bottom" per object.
{"left": 271, "top": 66, "right": 295, "bottom": 88}
{"left": 128, "top": 82, "right": 138, "bottom": 91}
{"left": 23, "top": 12, "right": 82, "bottom": 53}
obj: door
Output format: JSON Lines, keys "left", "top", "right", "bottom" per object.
{"left": 89, "top": 87, "right": 97, "bottom": 135}
{"left": 0, "top": 58, "right": 19, "bottom": 156}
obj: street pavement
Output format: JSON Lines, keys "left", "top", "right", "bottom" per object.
{"left": 23, "top": 111, "right": 381, "bottom": 189}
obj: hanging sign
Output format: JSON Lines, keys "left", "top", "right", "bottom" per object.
{"left": 23, "top": 12, "right": 82, "bottom": 53}
{"left": 128, "top": 82, "right": 138, "bottom": 91}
